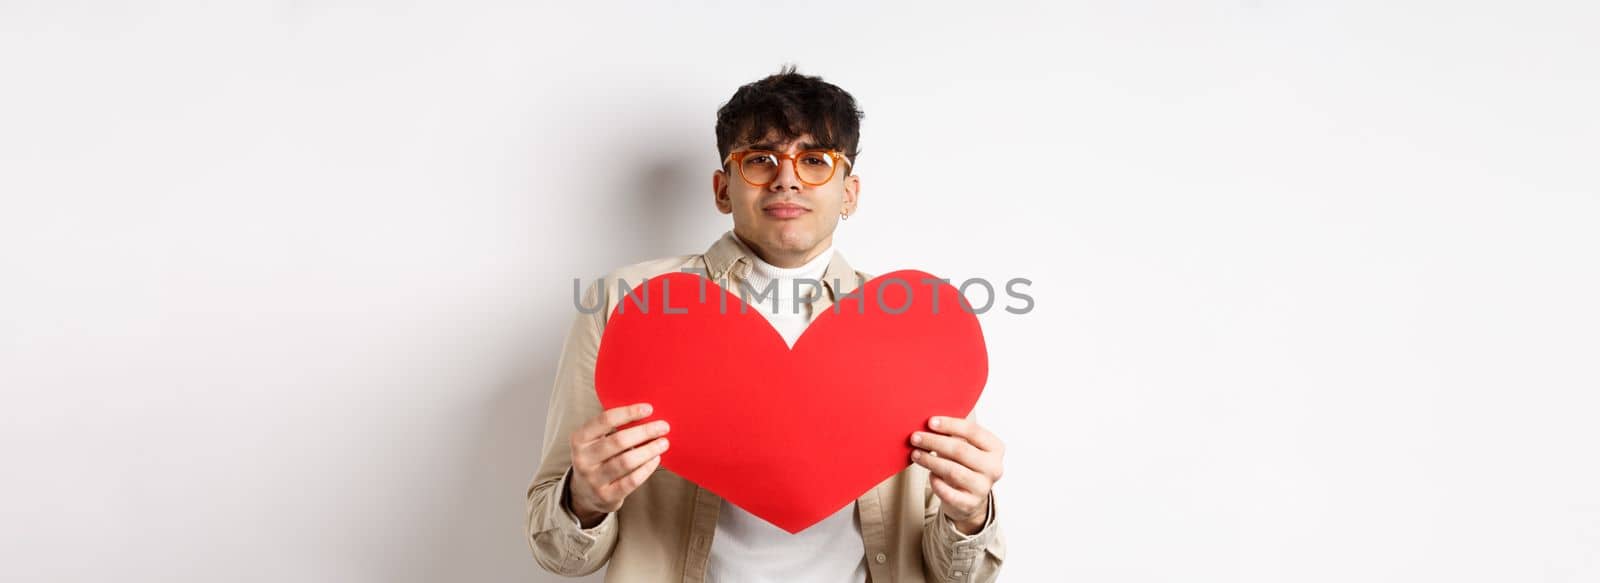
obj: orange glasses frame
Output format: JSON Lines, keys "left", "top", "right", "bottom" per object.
{"left": 721, "top": 149, "right": 853, "bottom": 188}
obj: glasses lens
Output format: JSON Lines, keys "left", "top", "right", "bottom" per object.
{"left": 795, "top": 151, "right": 837, "bottom": 184}
{"left": 740, "top": 152, "right": 780, "bottom": 185}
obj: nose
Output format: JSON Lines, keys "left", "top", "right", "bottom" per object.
{"left": 768, "top": 157, "right": 803, "bottom": 192}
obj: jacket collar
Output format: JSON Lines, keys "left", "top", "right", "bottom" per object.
{"left": 702, "top": 229, "right": 862, "bottom": 301}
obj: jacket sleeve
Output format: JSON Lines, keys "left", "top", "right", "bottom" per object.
{"left": 525, "top": 278, "right": 620, "bottom": 576}
{"left": 920, "top": 411, "right": 1007, "bottom": 583}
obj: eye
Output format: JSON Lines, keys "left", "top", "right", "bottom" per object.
{"left": 799, "top": 153, "right": 830, "bottom": 166}
{"left": 745, "top": 153, "right": 779, "bottom": 167}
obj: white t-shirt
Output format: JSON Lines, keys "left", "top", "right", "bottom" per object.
{"left": 705, "top": 244, "right": 868, "bottom": 583}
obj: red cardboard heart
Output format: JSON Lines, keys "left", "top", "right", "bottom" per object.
{"left": 594, "top": 269, "right": 988, "bottom": 533}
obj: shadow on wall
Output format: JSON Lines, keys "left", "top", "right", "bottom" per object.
{"left": 408, "top": 106, "right": 713, "bottom": 583}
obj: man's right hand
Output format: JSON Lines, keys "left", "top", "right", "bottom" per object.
{"left": 565, "top": 402, "right": 671, "bottom": 528}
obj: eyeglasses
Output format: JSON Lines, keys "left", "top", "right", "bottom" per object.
{"left": 722, "top": 149, "right": 852, "bottom": 188}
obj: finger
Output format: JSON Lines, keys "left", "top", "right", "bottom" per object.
{"left": 910, "top": 431, "right": 990, "bottom": 475}
{"left": 603, "top": 448, "right": 663, "bottom": 498}
{"left": 595, "top": 436, "right": 669, "bottom": 485}
{"left": 913, "top": 448, "right": 990, "bottom": 495}
{"left": 929, "top": 415, "right": 1004, "bottom": 453}
{"left": 574, "top": 403, "right": 654, "bottom": 445}
{"left": 930, "top": 474, "right": 981, "bottom": 513}
{"left": 583, "top": 419, "right": 670, "bottom": 467}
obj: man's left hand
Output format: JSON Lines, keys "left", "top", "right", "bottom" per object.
{"left": 910, "top": 415, "right": 1005, "bottom": 535}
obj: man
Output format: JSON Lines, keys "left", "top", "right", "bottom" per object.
{"left": 526, "top": 66, "right": 1007, "bottom": 582}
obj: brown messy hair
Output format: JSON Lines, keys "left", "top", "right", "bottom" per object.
{"left": 714, "top": 64, "right": 864, "bottom": 175}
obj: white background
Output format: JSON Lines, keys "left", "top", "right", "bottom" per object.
{"left": 3, "top": 1, "right": 1597, "bottom": 581}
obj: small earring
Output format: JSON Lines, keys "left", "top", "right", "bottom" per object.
{"left": 840, "top": 211, "right": 850, "bottom": 221}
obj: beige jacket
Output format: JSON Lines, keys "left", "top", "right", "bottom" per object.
{"left": 524, "top": 230, "right": 1006, "bottom": 582}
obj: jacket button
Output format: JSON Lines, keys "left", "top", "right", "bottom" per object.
{"left": 875, "top": 552, "right": 887, "bottom": 563}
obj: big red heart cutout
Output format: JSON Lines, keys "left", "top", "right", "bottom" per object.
{"left": 594, "top": 269, "right": 988, "bottom": 533}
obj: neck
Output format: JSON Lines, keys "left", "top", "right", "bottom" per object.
{"left": 737, "top": 233, "right": 835, "bottom": 268}
{"left": 744, "top": 239, "right": 834, "bottom": 308}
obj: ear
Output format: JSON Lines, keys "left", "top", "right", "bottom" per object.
{"left": 712, "top": 169, "right": 733, "bottom": 214}
{"left": 842, "top": 173, "right": 861, "bottom": 215}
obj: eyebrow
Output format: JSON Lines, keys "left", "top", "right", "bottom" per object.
{"left": 747, "top": 140, "right": 829, "bottom": 152}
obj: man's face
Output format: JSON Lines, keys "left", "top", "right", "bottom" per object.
{"left": 712, "top": 132, "right": 860, "bottom": 268}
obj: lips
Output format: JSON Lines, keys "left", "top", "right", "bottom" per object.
{"left": 763, "top": 202, "right": 810, "bottom": 219}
